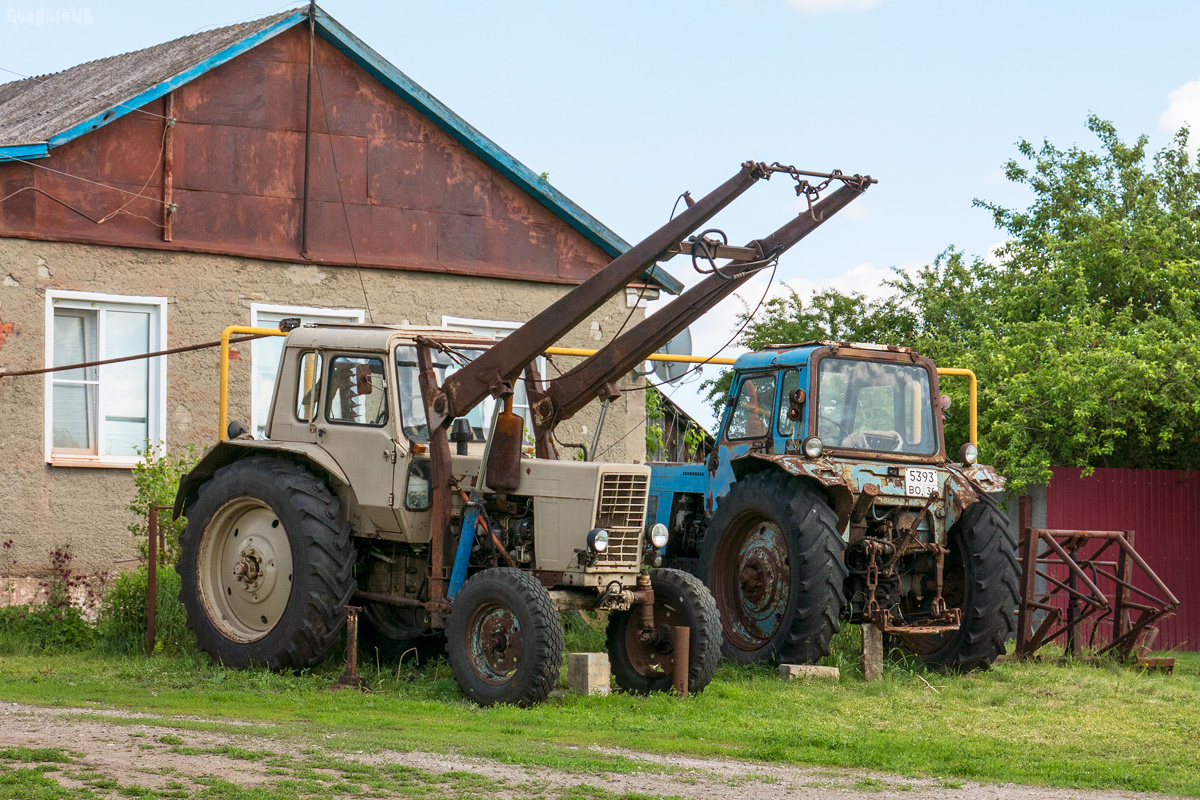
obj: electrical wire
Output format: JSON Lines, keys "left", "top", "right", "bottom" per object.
{"left": 311, "top": 46, "right": 374, "bottom": 323}
{"left": 591, "top": 259, "right": 779, "bottom": 460}
{"left": 0, "top": 150, "right": 174, "bottom": 209}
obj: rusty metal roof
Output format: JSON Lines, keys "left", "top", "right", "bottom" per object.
{"left": 0, "top": 6, "right": 682, "bottom": 293}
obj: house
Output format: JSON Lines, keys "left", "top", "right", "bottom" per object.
{"left": 0, "top": 6, "right": 680, "bottom": 593}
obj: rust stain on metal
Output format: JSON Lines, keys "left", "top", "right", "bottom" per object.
{"left": 0, "top": 26, "right": 626, "bottom": 288}
{"left": 1014, "top": 494, "right": 1180, "bottom": 661}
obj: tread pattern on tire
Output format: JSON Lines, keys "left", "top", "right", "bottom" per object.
{"left": 915, "top": 492, "right": 1020, "bottom": 673}
{"left": 177, "top": 456, "right": 355, "bottom": 671}
{"left": 699, "top": 470, "right": 848, "bottom": 665}
{"left": 605, "top": 568, "right": 722, "bottom": 695}
{"left": 446, "top": 568, "right": 563, "bottom": 707}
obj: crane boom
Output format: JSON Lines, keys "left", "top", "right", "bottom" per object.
{"left": 533, "top": 179, "right": 871, "bottom": 432}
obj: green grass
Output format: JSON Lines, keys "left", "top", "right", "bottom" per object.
{"left": 0, "top": 650, "right": 1197, "bottom": 797}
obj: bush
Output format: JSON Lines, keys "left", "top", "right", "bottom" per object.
{"left": 0, "top": 603, "right": 94, "bottom": 654}
{"left": 96, "top": 566, "right": 193, "bottom": 656}
{"left": 126, "top": 444, "right": 199, "bottom": 566}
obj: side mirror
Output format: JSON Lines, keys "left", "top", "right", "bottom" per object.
{"left": 939, "top": 394, "right": 952, "bottom": 410}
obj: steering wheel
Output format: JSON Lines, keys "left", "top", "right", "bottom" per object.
{"left": 818, "top": 414, "right": 850, "bottom": 438}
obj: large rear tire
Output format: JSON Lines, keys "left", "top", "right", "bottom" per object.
{"left": 898, "top": 493, "right": 1019, "bottom": 672}
{"left": 446, "top": 568, "right": 563, "bottom": 707}
{"left": 606, "top": 568, "right": 721, "bottom": 695}
{"left": 699, "top": 471, "right": 847, "bottom": 664}
{"left": 177, "top": 457, "right": 355, "bottom": 670}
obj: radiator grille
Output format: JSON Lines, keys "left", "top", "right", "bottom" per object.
{"left": 593, "top": 472, "right": 649, "bottom": 567}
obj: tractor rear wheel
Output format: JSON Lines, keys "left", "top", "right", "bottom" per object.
{"left": 606, "top": 568, "right": 721, "bottom": 695}
{"left": 446, "top": 568, "right": 563, "bottom": 707}
{"left": 897, "top": 493, "right": 1019, "bottom": 672}
{"left": 699, "top": 471, "right": 847, "bottom": 664}
{"left": 177, "top": 457, "right": 355, "bottom": 670}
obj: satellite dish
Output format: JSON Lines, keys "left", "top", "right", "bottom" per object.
{"left": 652, "top": 328, "right": 693, "bottom": 384}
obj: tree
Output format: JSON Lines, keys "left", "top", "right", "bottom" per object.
{"left": 709, "top": 116, "right": 1200, "bottom": 490}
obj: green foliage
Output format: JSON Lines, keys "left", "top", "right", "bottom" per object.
{"left": 716, "top": 116, "right": 1200, "bottom": 489}
{"left": 644, "top": 385, "right": 665, "bottom": 459}
{"left": 0, "top": 604, "right": 94, "bottom": 654}
{"left": 560, "top": 610, "right": 607, "bottom": 653}
{"left": 96, "top": 566, "right": 193, "bottom": 656}
{"left": 126, "top": 443, "right": 199, "bottom": 565}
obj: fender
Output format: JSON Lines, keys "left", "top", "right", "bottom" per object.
{"left": 731, "top": 453, "right": 856, "bottom": 529}
{"left": 173, "top": 439, "right": 352, "bottom": 519}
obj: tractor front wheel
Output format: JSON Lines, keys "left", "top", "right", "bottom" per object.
{"left": 606, "top": 568, "right": 721, "bottom": 695}
{"left": 446, "top": 568, "right": 563, "bottom": 707}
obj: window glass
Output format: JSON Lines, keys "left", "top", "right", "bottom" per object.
{"left": 250, "top": 306, "right": 363, "bottom": 437}
{"left": 294, "top": 352, "right": 323, "bottom": 422}
{"left": 47, "top": 295, "right": 163, "bottom": 462}
{"left": 440, "top": 317, "right": 540, "bottom": 431}
{"left": 405, "top": 460, "right": 432, "bottom": 510}
{"left": 816, "top": 357, "right": 936, "bottom": 455}
{"left": 326, "top": 357, "right": 387, "bottom": 426}
{"left": 778, "top": 368, "right": 801, "bottom": 438}
{"left": 726, "top": 373, "right": 776, "bottom": 441}
{"left": 395, "top": 345, "right": 487, "bottom": 441}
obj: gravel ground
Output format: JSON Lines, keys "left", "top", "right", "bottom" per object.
{"left": 0, "top": 702, "right": 1183, "bottom": 800}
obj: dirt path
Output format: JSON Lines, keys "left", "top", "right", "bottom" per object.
{"left": 0, "top": 702, "right": 1181, "bottom": 800}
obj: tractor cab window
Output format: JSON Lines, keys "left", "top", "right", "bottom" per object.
{"left": 394, "top": 345, "right": 487, "bottom": 442}
{"left": 326, "top": 356, "right": 388, "bottom": 426}
{"left": 816, "top": 357, "right": 937, "bottom": 455}
{"left": 778, "top": 368, "right": 801, "bottom": 438}
{"left": 726, "top": 373, "right": 776, "bottom": 441}
{"left": 294, "top": 351, "right": 323, "bottom": 422}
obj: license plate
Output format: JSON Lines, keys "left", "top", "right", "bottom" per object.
{"left": 904, "top": 468, "right": 938, "bottom": 498}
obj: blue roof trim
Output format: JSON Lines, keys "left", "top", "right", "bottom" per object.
{"left": 47, "top": 11, "right": 305, "bottom": 149}
{"left": 0, "top": 143, "right": 49, "bottom": 161}
{"left": 311, "top": 10, "right": 682, "bottom": 295}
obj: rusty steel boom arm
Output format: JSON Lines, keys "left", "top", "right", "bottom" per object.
{"left": 534, "top": 177, "right": 872, "bottom": 432}
{"left": 427, "top": 161, "right": 773, "bottom": 431}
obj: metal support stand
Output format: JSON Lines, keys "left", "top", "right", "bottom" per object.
{"left": 672, "top": 626, "right": 690, "bottom": 698}
{"left": 330, "top": 605, "right": 366, "bottom": 691}
{"left": 145, "top": 505, "right": 171, "bottom": 657}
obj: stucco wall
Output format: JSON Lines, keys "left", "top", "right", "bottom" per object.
{"left": 0, "top": 237, "right": 647, "bottom": 582}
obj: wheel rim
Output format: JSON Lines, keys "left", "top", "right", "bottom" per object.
{"left": 464, "top": 601, "right": 525, "bottom": 685}
{"left": 623, "top": 598, "right": 683, "bottom": 678}
{"left": 712, "top": 512, "right": 791, "bottom": 652}
{"left": 196, "top": 497, "right": 294, "bottom": 643}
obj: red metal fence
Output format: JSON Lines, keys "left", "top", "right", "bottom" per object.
{"left": 1045, "top": 467, "right": 1197, "bottom": 651}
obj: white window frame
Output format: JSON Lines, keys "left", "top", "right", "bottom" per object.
{"left": 43, "top": 290, "right": 168, "bottom": 468}
{"left": 250, "top": 302, "right": 364, "bottom": 437}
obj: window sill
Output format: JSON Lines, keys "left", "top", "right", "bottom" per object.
{"left": 47, "top": 457, "right": 139, "bottom": 470}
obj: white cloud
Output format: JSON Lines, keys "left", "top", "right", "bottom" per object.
{"left": 788, "top": 0, "right": 879, "bottom": 14}
{"left": 1160, "top": 77, "right": 1200, "bottom": 143}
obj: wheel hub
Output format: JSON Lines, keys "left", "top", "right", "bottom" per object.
{"left": 715, "top": 517, "right": 792, "bottom": 651}
{"left": 196, "top": 499, "right": 294, "bottom": 643}
{"left": 467, "top": 603, "right": 525, "bottom": 685}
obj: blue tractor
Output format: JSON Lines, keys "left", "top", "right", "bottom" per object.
{"left": 647, "top": 341, "right": 1019, "bottom": 671}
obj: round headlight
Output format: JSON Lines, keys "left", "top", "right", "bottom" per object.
{"left": 650, "top": 522, "right": 669, "bottom": 549}
{"left": 587, "top": 528, "right": 609, "bottom": 554}
{"left": 958, "top": 442, "right": 978, "bottom": 465}
{"left": 803, "top": 436, "right": 824, "bottom": 458}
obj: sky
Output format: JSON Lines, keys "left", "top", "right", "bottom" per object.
{"left": 5, "top": 0, "right": 1200, "bottom": 429}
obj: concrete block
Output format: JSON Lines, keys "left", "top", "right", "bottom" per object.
{"left": 778, "top": 664, "right": 840, "bottom": 681}
{"left": 568, "top": 652, "right": 611, "bottom": 696}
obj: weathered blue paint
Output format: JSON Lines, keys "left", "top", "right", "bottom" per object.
{"left": 48, "top": 11, "right": 305, "bottom": 149}
{"left": 647, "top": 462, "right": 708, "bottom": 527}
{"left": 448, "top": 505, "right": 481, "bottom": 599}
{"left": 731, "top": 344, "right": 824, "bottom": 371}
{"left": 0, "top": 143, "right": 49, "bottom": 162}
